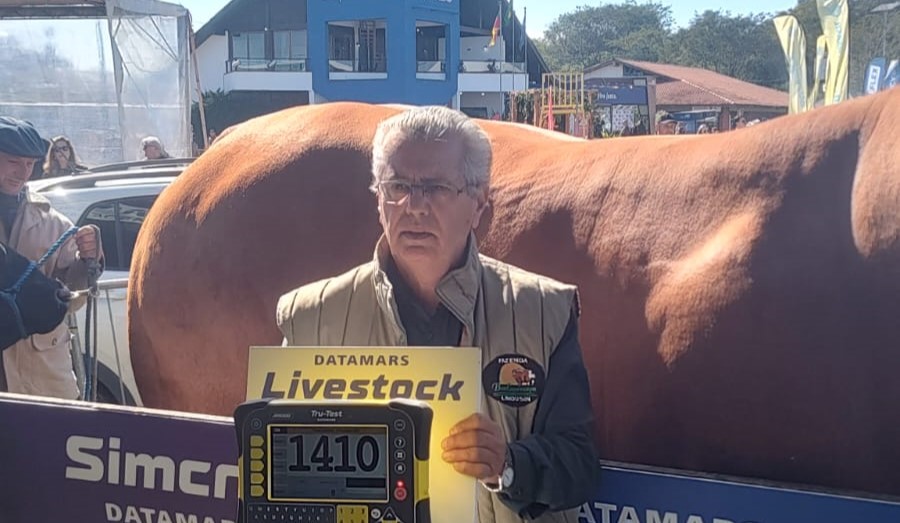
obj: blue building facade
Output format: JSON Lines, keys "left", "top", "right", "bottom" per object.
{"left": 307, "top": 0, "right": 459, "bottom": 105}
{"left": 196, "top": 0, "right": 547, "bottom": 122}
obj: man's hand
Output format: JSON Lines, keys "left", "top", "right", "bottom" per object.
{"left": 441, "top": 413, "right": 507, "bottom": 480}
{"left": 75, "top": 226, "right": 100, "bottom": 260}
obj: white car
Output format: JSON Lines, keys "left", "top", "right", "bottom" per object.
{"left": 28, "top": 158, "right": 191, "bottom": 405}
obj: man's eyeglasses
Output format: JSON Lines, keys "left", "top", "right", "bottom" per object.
{"left": 378, "top": 180, "right": 473, "bottom": 203}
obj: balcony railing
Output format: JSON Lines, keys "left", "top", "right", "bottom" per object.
{"left": 417, "top": 61, "right": 446, "bottom": 73}
{"left": 328, "top": 58, "right": 387, "bottom": 73}
{"left": 222, "top": 58, "right": 525, "bottom": 75}
{"left": 226, "top": 58, "right": 308, "bottom": 73}
{"left": 459, "top": 61, "right": 526, "bottom": 74}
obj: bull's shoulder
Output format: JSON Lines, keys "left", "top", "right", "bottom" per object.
{"left": 275, "top": 262, "right": 376, "bottom": 344}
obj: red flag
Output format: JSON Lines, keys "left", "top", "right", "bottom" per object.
{"left": 489, "top": 4, "right": 501, "bottom": 47}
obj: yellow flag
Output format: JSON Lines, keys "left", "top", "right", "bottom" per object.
{"left": 773, "top": 16, "right": 808, "bottom": 114}
{"left": 817, "top": 0, "right": 849, "bottom": 105}
{"left": 809, "top": 35, "right": 828, "bottom": 110}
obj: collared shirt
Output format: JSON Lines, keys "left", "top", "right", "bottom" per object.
{"left": 385, "top": 257, "right": 463, "bottom": 347}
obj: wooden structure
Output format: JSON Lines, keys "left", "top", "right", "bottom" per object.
{"left": 508, "top": 72, "right": 592, "bottom": 138}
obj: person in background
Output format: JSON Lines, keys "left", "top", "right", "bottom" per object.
{"left": 633, "top": 118, "right": 648, "bottom": 135}
{"left": 42, "top": 136, "right": 88, "bottom": 178}
{"left": 656, "top": 111, "right": 677, "bottom": 134}
{"left": 697, "top": 124, "right": 710, "bottom": 134}
{"left": 141, "top": 136, "right": 171, "bottom": 160}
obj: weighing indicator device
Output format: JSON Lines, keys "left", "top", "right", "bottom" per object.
{"left": 235, "top": 398, "right": 432, "bottom": 523}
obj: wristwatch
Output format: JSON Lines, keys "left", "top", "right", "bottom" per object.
{"left": 499, "top": 459, "right": 515, "bottom": 490}
{"left": 484, "top": 450, "right": 515, "bottom": 493}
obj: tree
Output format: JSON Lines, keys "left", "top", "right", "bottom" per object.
{"left": 191, "top": 89, "right": 229, "bottom": 146}
{"left": 671, "top": 10, "right": 787, "bottom": 89}
{"left": 535, "top": 0, "right": 900, "bottom": 96}
{"left": 536, "top": 1, "right": 674, "bottom": 71}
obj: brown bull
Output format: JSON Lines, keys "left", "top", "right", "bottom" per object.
{"left": 128, "top": 88, "right": 900, "bottom": 496}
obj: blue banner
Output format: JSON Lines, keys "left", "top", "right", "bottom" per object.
{"left": 865, "top": 57, "right": 887, "bottom": 94}
{"left": 580, "top": 463, "right": 900, "bottom": 523}
{"left": 884, "top": 59, "right": 899, "bottom": 90}
{"left": 585, "top": 79, "right": 648, "bottom": 105}
{"left": 3, "top": 393, "right": 900, "bottom": 523}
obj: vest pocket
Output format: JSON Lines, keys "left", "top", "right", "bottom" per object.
{"left": 29, "top": 322, "right": 71, "bottom": 352}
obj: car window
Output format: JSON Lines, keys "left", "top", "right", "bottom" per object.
{"left": 78, "top": 195, "right": 158, "bottom": 271}
{"left": 81, "top": 201, "right": 120, "bottom": 269}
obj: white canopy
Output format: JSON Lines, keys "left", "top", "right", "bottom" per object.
{"left": 0, "top": 0, "right": 192, "bottom": 164}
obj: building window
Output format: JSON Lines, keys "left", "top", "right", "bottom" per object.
{"left": 231, "top": 32, "right": 266, "bottom": 70}
{"left": 274, "top": 30, "right": 308, "bottom": 71}
{"left": 416, "top": 21, "right": 447, "bottom": 77}
{"left": 328, "top": 20, "right": 387, "bottom": 74}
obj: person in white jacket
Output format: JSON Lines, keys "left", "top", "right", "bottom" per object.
{"left": 0, "top": 116, "right": 103, "bottom": 399}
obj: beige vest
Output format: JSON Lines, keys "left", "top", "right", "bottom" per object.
{"left": 277, "top": 235, "right": 582, "bottom": 523}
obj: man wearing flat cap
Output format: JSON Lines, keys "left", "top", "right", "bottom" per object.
{"left": 0, "top": 116, "right": 103, "bottom": 399}
{"left": 656, "top": 111, "right": 677, "bottom": 135}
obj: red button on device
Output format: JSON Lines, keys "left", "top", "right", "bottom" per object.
{"left": 394, "top": 486, "right": 408, "bottom": 501}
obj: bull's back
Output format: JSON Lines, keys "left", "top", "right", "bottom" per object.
{"left": 480, "top": 89, "right": 900, "bottom": 493}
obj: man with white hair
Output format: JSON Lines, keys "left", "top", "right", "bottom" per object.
{"left": 276, "top": 106, "right": 601, "bottom": 522}
{"left": 141, "top": 136, "right": 170, "bottom": 160}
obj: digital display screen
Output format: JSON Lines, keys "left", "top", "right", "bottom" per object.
{"left": 270, "top": 425, "right": 388, "bottom": 501}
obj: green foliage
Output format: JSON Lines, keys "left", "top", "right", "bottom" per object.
{"left": 505, "top": 91, "right": 536, "bottom": 124}
{"left": 670, "top": 11, "right": 786, "bottom": 89}
{"left": 190, "top": 89, "right": 308, "bottom": 146}
{"left": 535, "top": 0, "right": 900, "bottom": 94}
{"left": 191, "top": 89, "right": 229, "bottom": 146}
{"left": 537, "top": 1, "right": 674, "bottom": 70}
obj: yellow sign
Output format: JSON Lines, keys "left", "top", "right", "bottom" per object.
{"left": 809, "top": 35, "right": 828, "bottom": 110}
{"left": 247, "top": 346, "right": 483, "bottom": 523}
{"left": 817, "top": 0, "right": 849, "bottom": 105}
{"left": 773, "top": 15, "right": 808, "bottom": 114}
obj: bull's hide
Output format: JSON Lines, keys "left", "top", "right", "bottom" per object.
{"left": 128, "top": 88, "right": 900, "bottom": 496}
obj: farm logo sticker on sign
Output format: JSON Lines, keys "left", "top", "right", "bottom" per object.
{"left": 246, "top": 346, "right": 483, "bottom": 523}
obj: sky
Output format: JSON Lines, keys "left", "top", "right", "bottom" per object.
{"left": 0, "top": 0, "right": 800, "bottom": 70}
{"left": 182, "top": 0, "right": 800, "bottom": 38}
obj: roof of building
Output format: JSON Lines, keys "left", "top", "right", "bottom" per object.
{"left": 587, "top": 58, "right": 788, "bottom": 108}
{"left": 195, "top": 0, "right": 240, "bottom": 45}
